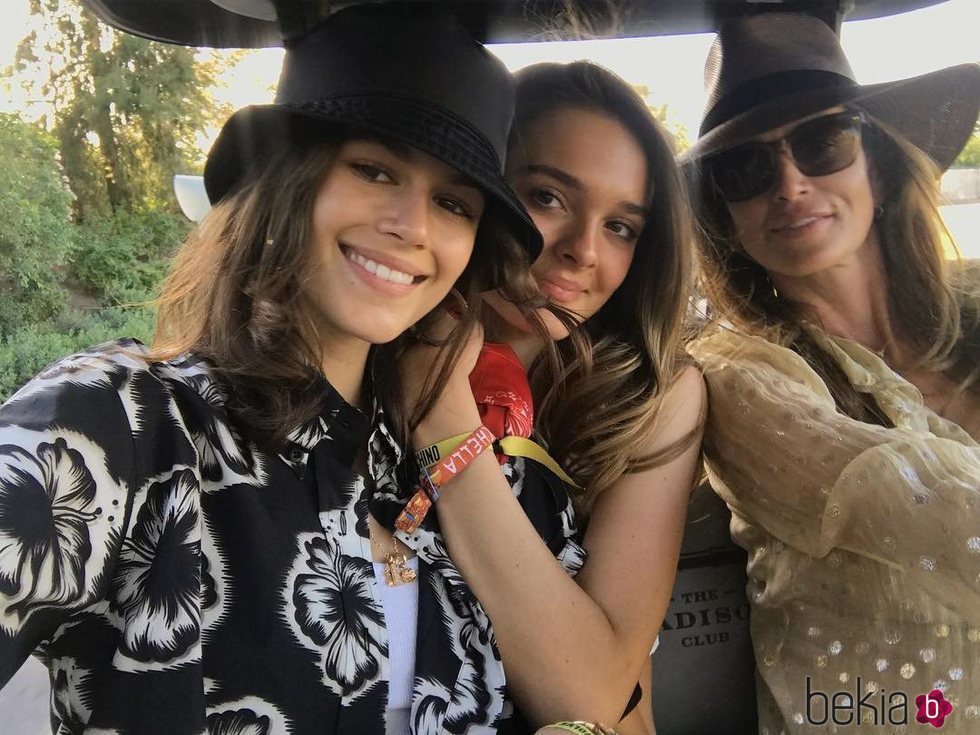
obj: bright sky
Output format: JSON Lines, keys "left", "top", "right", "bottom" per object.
{"left": 491, "top": 0, "right": 980, "bottom": 135}
{"left": 2, "top": 0, "right": 978, "bottom": 254}
{"left": 2, "top": 0, "right": 978, "bottom": 136}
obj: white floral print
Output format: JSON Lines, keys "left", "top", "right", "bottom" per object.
{"left": 0, "top": 340, "right": 583, "bottom": 733}
{"left": 286, "top": 532, "right": 386, "bottom": 699}
{"left": 113, "top": 468, "right": 202, "bottom": 666}
{"left": 0, "top": 438, "right": 100, "bottom": 622}
{"left": 206, "top": 696, "right": 291, "bottom": 734}
{"left": 49, "top": 655, "right": 93, "bottom": 729}
{"left": 171, "top": 372, "right": 266, "bottom": 490}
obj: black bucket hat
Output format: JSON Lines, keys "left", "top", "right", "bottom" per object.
{"left": 203, "top": 3, "right": 541, "bottom": 258}
{"left": 685, "top": 12, "right": 980, "bottom": 169}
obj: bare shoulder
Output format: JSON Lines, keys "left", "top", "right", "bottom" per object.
{"left": 661, "top": 363, "right": 706, "bottom": 414}
{"left": 641, "top": 363, "right": 707, "bottom": 455}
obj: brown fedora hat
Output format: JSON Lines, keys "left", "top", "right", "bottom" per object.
{"left": 685, "top": 12, "right": 980, "bottom": 169}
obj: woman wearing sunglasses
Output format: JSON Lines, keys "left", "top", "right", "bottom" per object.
{"left": 687, "top": 13, "right": 980, "bottom": 734}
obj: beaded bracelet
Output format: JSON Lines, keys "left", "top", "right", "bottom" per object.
{"left": 395, "top": 424, "right": 495, "bottom": 533}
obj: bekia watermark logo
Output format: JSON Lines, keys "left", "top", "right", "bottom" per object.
{"left": 806, "top": 678, "right": 954, "bottom": 728}
{"left": 916, "top": 689, "right": 953, "bottom": 728}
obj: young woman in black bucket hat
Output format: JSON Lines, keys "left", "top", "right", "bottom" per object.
{"left": 0, "top": 5, "right": 566, "bottom": 733}
{"left": 686, "top": 12, "right": 980, "bottom": 733}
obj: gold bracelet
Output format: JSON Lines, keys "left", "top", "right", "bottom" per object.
{"left": 541, "top": 722, "right": 618, "bottom": 735}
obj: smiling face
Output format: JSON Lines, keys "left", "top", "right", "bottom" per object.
{"left": 497, "top": 107, "right": 648, "bottom": 339}
{"left": 723, "top": 108, "right": 878, "bottom": 284}
{"left": 302, "top": 138, "right": 484, "bottom": 354}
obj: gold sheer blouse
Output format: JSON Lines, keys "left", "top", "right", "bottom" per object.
{"left": 690, "top": 328, "right": 980, "bottom": 734}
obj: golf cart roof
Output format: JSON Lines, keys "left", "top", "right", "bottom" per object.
{"left": 80, "top": 0, "right": 952, "bottom": 47}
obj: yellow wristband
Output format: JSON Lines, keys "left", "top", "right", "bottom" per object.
{"left": 414, "top": 432, "right": 580, "bottom": 489}
{"left": 497, "top": 436, "right": 580, "bottom": 488}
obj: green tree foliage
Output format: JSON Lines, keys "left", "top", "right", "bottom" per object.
{"left": 0, "top": 115, "right": 167, "bottom": 399}
{"left": 14, "top": 0, "right": 236, "bottom": 217}
{"left": 954, "top": 121, "right": 980, "bottom": 167}
{"left": 0, "top": 113, "right": 75, "bottom": 337}
{"left": 630, "top": 83, "right": 691, "bottom": 152}
{"left": 0, "top": 306, "right": 155, "bottom": 401}
{"left": 73, "top": 208, "right": 189, "bottom": 304}
{"left": 0, "top": 0, "right": 238, "bottom": 400}
{"left": 649, "top": 102, "right": 691, "bottom": 152}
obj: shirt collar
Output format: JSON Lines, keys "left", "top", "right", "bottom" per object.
{"left": 280, "top": 378, "right": 372, "bottom": 473}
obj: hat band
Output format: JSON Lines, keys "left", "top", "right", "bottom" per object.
{"left": 701, "top": 70, "right": 857, "bottom": 136}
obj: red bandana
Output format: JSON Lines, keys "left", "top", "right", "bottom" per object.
{"left": 468, "top": 343, "right": 533, "bottom": 461}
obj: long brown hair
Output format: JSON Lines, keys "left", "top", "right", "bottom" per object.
{"left": 510, "top": 62, "right": 700, "bottom": 517}
{"left": 153, "top": 126, "right": 541, "bottom": 450}
{"left": 694, "top": 112, "right": 980, "bottom": 422}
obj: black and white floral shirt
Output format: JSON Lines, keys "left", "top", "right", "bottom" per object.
{"left": 0, "top": 340, "right": 586, "bottom": 734}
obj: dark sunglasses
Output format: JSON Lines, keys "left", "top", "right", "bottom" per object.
{"left": 704, "top": 111, "right": 866, "bottom": 202}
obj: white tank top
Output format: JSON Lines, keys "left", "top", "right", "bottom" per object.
{"left": 373, "top": 557, "right": 419, "bottom": 735}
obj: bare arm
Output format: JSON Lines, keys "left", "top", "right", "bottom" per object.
{"left": 616, "top": 656, "right": 654, "bottom": 735}
{"left": 409, "top": 359, "right": 704, "bottom": 726}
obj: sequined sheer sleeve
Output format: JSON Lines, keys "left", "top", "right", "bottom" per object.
{"left": 690, "top": 329, "right": 980, "bottom": 625}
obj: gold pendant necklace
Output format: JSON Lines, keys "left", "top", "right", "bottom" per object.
{"left": 371, "top": 527, "right": 417, "bottom": 587}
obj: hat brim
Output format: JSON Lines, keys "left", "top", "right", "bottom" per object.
{"left": 203, "top": 99, "right": 542, "bottom": 259}
{"left": 684, "top": 62, "right": 980, "bottom": 170}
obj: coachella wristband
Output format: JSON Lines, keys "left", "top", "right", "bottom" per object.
{"left": 415, "top": 432, "right": 579, "bottom": 488}
{"left": 414, "top": 431, "right": 471, "bottom": 469}
{"left": 426, "top": 424, "right": 494, "bottom": 488}
{"left": 395, "top": 425, "right": 495, "bottom": 533}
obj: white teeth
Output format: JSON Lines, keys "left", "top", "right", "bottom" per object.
{"left": 788, "top": 216, "right": 819, "bottom": 229}
{"left": 346, "top": 249, "right": 414, "bottom": 285}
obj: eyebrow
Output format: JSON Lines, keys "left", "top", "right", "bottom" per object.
{"left": 356, "top": 136, "right": 482, "bottom": 192}
{"left": 524, "top": 163, "right": 648, "bottom": 217}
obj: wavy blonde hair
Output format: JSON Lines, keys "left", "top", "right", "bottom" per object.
{"left": 693, "top": 112, "right": 980, "bottom": 422}
{"left": 511, "top": 62, "right": 701, "bottom": 518}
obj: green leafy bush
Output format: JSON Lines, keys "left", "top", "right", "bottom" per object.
{"left": 0, "top": 305, "right": 156, "bottom": 401}
{"left": 71, "top": 208, "right": 189, "bottom": 304}
{"left": 0, "top": 114, "right": 76, "bottom": 337}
